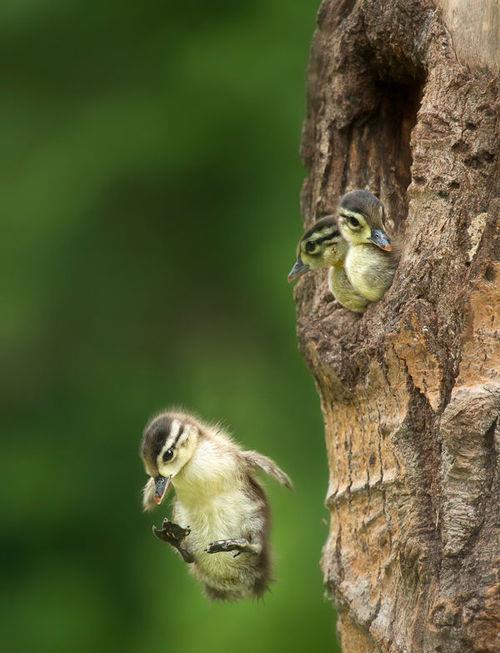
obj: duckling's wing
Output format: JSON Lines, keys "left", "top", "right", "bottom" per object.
{"left": 241, "top": 451, "right": 293, "bottom": 489}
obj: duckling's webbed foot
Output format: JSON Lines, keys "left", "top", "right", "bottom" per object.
{"left": 153, "top": 519, "right": 194, "bottom": 563}
{"left": 205, "top": 538, "right": 260, "bottom": 557}
{"left": 155, "top": 519, "right": 190, "bottom": 541}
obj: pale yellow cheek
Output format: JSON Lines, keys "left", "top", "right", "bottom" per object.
{"left": 339, "top": 222, "right": 351, "bottom": 241}
{"left": 311, "top": 257, "right": 326, "bottom": 270}
{"left": 300, "top": 253, "right": 317, "bottom": 269}
{"left": 361, "top": 226, "right": 372, "bottom": 242}
{"left": 342, "top": 224, "right": 372, "bottom": 245}
{"left": 321, "top": 250, "right": 336, "bottom": 266}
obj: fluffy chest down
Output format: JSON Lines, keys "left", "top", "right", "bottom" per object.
{"left": 345, "top": 245, "right": 394, "bottom": 302}
{"left": 172, "top": 486, "right": 265, "bottom": 580}
{"left": 328, "top": 267, "right": 369, "bottom": 313}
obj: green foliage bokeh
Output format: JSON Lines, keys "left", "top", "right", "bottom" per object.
{"left": 0, "top": 2, "right": 339, "bottom": 652}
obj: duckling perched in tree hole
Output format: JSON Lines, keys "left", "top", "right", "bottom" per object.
{"left": 337, "top": 189, "right": 398, "bottom": 303}
{"left": 288, "top": 216, "right": 369, "bottom": 313}
{"left": 140, "top": 409, "right": 292, "bottom": 601}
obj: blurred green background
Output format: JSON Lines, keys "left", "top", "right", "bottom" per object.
{"left": 1, "top": 2, "right": 339, "bottom": 652}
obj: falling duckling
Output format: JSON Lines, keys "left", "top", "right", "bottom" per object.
{"left": 140, "top": 409, "right": 292, "bottom": 601}
{"left": 288, "top": 215, "right": 369, "bottom": 313}
{"left": 337, "top": 189, "right": 397, "bottom": 303}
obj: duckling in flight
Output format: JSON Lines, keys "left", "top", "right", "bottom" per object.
{"left": 140, "top": 409, "right": 292, "bottom": 601}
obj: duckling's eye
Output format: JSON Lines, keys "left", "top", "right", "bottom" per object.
{"left": 305, "top": 241, "right": 316, "bottom": 253}
{"left": 348, "top": 216, "right": 360, "bottom": 228}
{"left": 163, "top": 448, "right": 174, "bottom": 463}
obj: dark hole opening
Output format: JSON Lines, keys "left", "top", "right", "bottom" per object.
{"left": 372, "top": 79, "right": 423, "bottom": 233}
{"left": 341, "top": 76, "right": 423, "bottom": 235}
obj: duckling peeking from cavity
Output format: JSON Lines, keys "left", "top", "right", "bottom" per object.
{"left": 288, "top": 215, "right": 369, "bottom": 313}
{"left": 337, "top": 189, "right": 397, "bottom": 303}
{"left": 289, "top": 190, "right": 397, "bottom": 312}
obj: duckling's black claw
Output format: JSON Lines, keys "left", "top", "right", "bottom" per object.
{"left": 206, "top": 538, "right": 249, "bottom": 555}
{"left": 153, "top": 520, "right": 190, "bottom": 543}
{"left": 152, "top": 522, "right": 195, "bottom": 563}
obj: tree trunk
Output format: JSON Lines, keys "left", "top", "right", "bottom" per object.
{"left": 295, "top": 1, "right": 499, "bottom": 652}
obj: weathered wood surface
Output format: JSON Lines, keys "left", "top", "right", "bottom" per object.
{"left": 295, "top": 1, "right": 499, "bottom": 651}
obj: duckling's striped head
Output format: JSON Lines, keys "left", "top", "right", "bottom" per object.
{"left": 337, "top": 189, "right": 392, "bottom": 251}
{"left": 288, "top": 216, "right": 347, "bottom": 282}
{"left": 140, "top": 411, "right": 200, "bottom": 504}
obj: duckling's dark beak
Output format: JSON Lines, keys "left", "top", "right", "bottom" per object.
{"left": 288, "top": 257, "right": 310, "bottom": 282}
{"left": 370, "top": 228, "right": 392, "bottom": 251}
{"left": 154, "top": 475, "right": 171, "bottom": 505}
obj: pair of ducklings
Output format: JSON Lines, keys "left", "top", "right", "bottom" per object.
{"left": 289, "top": 189, "right": 397, "bottom": 312}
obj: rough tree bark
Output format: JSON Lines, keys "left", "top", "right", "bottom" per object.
{"left": 295, "top": 1, "right": 499, "bottom": 652}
